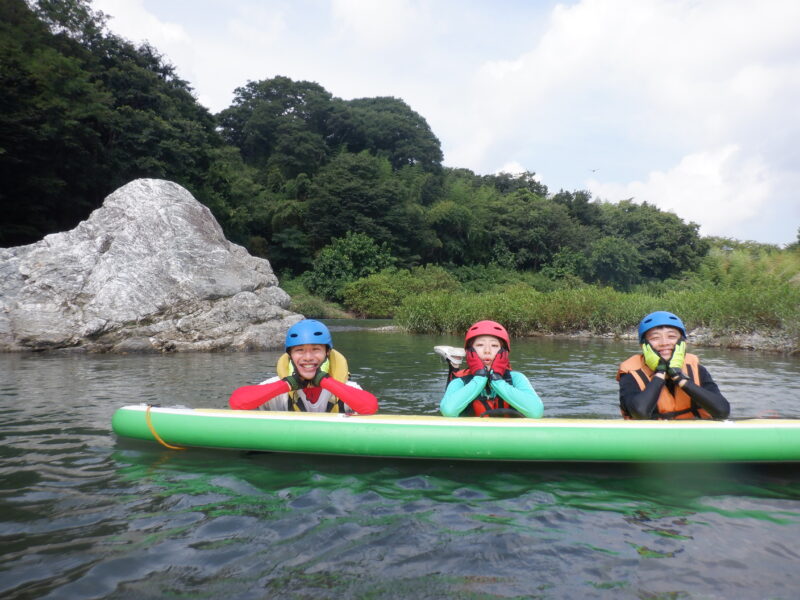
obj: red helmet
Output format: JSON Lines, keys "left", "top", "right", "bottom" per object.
{"left": 465, "top": 320, "right": 510, "bottom": 350}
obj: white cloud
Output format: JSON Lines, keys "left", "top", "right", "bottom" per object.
{"left": 95, "top": 0, "right": 190, "bottom": 46}
{"left": 330, "top": 0, "right": 423, "bottom": 46}
{"left": 588, "top": 145, "right": 773, "bottom": 237}
{"left": 446, "top": 0, "right": 800, "bottom": 243}
{"left": 225, "top": 5, "right": 288, "bottom": 48}
{"left": 495, "top": 162, "right": 527, "bottom": 176}
{"left": 90, "top": 0, "right": 800, "bottom": 243}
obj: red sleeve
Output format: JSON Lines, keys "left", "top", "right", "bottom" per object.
{"left": 320, "top": 377, "right": 378, "bottom": 415}
{"left": 228, "top": 380, "right": 291, "bottom": 410}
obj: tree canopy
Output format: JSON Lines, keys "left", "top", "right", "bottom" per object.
{"left": 3, "top": 0, "right": 715, "bottom": 291}
{"left": 0, "top": 0, "right": 220, "bottom": 246}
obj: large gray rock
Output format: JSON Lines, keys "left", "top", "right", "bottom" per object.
{"left": 0, "top": 179, "right": 301, "bottom": 352}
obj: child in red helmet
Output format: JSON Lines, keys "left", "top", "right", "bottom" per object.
{"left": 439, "top": 320, "right": 543, "bottom": 418}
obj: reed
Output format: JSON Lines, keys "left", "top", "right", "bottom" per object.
{"left": 280, "top": 276, "right": 350, "bottom": 319}
{"left": 395, "top": 280, "right": 799, "bottom": 349}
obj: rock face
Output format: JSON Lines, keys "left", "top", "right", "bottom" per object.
{"left": 0, "top": 179, "right": 301, "bottom": 352}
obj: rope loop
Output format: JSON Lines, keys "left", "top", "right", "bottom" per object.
{"left": 145, "top": 405, "right": 186, "bottom": 450}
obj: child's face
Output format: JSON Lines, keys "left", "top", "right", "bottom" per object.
{"left": 645, "top": 327, "right": 682, "bottom": 359}
{"left": 470, "top": 335, "right": 503, "bottom": 366}
{"left": 289, "top": 344, "right": 328, "bottom": 379}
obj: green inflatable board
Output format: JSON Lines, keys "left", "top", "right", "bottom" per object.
{"left": 111, "top": 404, "right": 800, "bottom": 462}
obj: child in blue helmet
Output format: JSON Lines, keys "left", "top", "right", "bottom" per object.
{"left": 617, "top": 311, "right": 729, "bottom": 419}
{"left": 229, "top": 319, "right": 378, "bottom": 414}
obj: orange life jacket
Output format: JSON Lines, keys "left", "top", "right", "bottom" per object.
{"left": 616, "top": 353, "right": 710, "bottom": 419}
{"left": 451, "top": 369, "right": 516, "bottom": 417}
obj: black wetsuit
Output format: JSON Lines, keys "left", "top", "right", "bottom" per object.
{"left": 619, "top": 365, "right": 730, "bottom": 419}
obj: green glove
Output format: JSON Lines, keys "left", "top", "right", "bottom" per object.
{"left": 668, "top": 341, "right": 686, "bottom": 370}
{"left": 282, "top": 372, "right": 304, "bottom": 391}
{"left": 309, "top": 358, "right": 330, "bottom": 386}
{"left": 642, "top": 343, "right": 668, "bottom": 373}
{"left": 282, "top": 358, "right": 306, "bottom": 390}
{"left": 667, "top": 341, "right": 686, "bottom": 380}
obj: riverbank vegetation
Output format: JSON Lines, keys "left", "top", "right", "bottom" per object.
{"left": 289, "top": 241, "right": 800, "bottom": 352}
{"left": 4, "top": 1, "right": 798, "bottom": 351}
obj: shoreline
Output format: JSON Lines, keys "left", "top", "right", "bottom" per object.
{"left": 3, "top": 325, "right": 795, "bottom": 355}
{"left": 373, "top": 325, "right": 798, "bottom": 355}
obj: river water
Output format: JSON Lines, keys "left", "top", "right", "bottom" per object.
{"left": 2, "top": 320, "right": 800, "bottom": 599}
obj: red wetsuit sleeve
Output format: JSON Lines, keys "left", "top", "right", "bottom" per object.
{"left": 320, "top": 377, "right": 379, "bottom": 414}
{"left": 229, "top": 380, "right": 291, "bottom": 410}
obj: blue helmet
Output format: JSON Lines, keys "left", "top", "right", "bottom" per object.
{"left": 638, "top": 311, "right": 686, "bottom": 343}
{"left": 285, "top": 319, "right": 333, "bottom": 351}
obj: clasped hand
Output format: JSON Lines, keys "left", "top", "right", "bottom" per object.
{"left": 642, "top": 341, "right": 686, "bottom": 381}
{"left": 282, "top": 361, "right": 330, "bottom": 390}
{"left": 488, "top": 348, "right": 510, "bottom": 380}
{"left": 466, "top": 347, "right": 510, "bottom": 380}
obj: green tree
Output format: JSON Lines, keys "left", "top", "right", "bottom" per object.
{"left": 305, "top": 232, "right": 395, "bottom": 302}
{"left": 540, "top": 248, "right": 588, "bottom": 282}
{"left": 328, "top": 96, "right": 443, "bottom": 172}
{"left": 493, "top": 191, "right": 582, "bottom": 270}
{"left": 265, "top": 117, "right": 329, "bottom": 180}
{"left": 217, "top": 76, "right": 333, "bottom": 174}
{"left": 482, "top": 171, "right": 548, "bottom": 196}
{"left": 1, "top": 0, "right": 111, "bottom": 244}
{"left": 424, "top": 200, "right": 474, "bottom": 264}
{"left": 598, "top": 200, "right": 708, "bottom": 281}
{"left": 586, "top": 236, "right": 642, "bottom": 290}
{"left": 341, "top": 265, "right": 460, "bottom": 317}
{"left": 306, "top": 152, "right": 398, "bottom": 250}
{"left": 1, "top": 0, "right": 222, "bottom": 246}
{"left": 552, "top": 190, "right": 603, "bottom": 229}
{"left": 200, "top": 145, "right": 269, "bottom": 244}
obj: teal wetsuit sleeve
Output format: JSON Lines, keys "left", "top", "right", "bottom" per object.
{"left": 439, "top": 375, "right": 488, "bottom": 417}
{"left": 489, "top": 371, "right": 544, "bottom": 418}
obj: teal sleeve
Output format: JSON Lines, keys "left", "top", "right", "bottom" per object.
{"left": 439, "top": 375, "right": 489, "bottom": 417}
{"left": 489, "top": 371, "right": 544, "bottom": 418}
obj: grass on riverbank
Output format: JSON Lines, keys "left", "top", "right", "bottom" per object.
{"left": 279, "top": 277, "right": 351, "bottom": 319}
{"left": 395, "top": 282, "right": 798, "bottom": 341}
{"left": 279, "top": 246, "right": 800, "bottom": 352}
{"left": 396, "top": 247, "right": 800, "bottom": 352}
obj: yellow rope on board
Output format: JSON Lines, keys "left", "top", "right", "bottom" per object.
{"left": 145, "top": 405, "right": 186, "bottom": 450}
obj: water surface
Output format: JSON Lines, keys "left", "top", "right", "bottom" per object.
{"left": 1, "top": 322, "right": 799, "bottom": 598}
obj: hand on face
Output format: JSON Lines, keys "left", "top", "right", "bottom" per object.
{"left": 310, "top": 359, "right": 330, "bottom": 386}
{"left": 645, "top": 326, "right": 683, "bottom": 360}
{"left": 666, "top": 340, "right": 686, "bottom": 381}
{"left": 489, "top": 348, "right": 510, "bottom": 380}
{"left": 465, "top": 347, "right": 489, "bottom": 377}
{"left": 642, "top": 343, "right": 668, "bottom": 373}
{"left": 668, "top": 340, "right": 686, "bottom": 369}
{"left": 643, "top": 326, "right": 685, "bottom": 376}
{"left": 466, "top": 335, "right": 505, "bottom": 378}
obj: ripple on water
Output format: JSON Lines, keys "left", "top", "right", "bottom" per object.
{"left": 1, "top": 336, "right": 800, "bottom": 598}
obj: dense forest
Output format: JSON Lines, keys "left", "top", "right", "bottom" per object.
{"left": 2, "top": 1, "right": 714, "bottom": 277}
{"left": 3, "top": 0, "right": 798, "bottom": 340}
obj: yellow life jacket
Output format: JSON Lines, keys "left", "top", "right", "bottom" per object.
{"left": 276, "top": 349, "right": 349, "bottom": 413}
{"left": 616, "top": 352, "right": 711, "bottom": 419}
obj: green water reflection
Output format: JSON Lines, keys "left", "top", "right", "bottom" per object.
{"left": 102, "top": 446, "right": 800, "bottom": 598}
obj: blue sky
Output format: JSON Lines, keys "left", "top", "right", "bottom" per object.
{"left": 93, "top": 0, "right": 800, "bottom": 245}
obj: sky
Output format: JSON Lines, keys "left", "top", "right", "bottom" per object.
{"left": 91, "top": 0, "right": 800, "bottom": 246}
